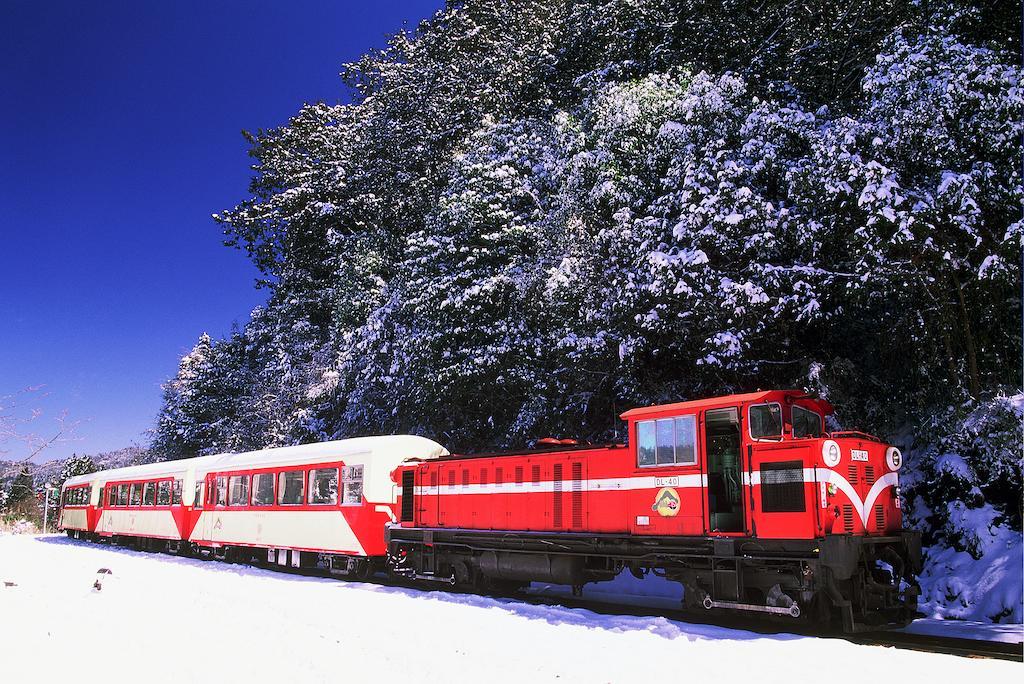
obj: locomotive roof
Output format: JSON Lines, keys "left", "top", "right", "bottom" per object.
{"left": 619, "top": 390, "right": 833, "bottom": 420}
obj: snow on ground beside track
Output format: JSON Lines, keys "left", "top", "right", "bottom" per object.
{"left": 0, "top": 535, "right": 1019, "bottom": 683}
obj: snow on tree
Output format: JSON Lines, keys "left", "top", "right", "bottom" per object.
{"left": 57, "top": 453, "right": 96, "bottom": 485}
{"left": 152, "top": 0, "right": 1020, "bottom": 617}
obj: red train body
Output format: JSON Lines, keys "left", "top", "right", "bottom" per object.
{"left": 388, "top": 390, "right": 921, "bottom": 630}
{"left": 57, "top": 390, "right": 921, "bottom": 632}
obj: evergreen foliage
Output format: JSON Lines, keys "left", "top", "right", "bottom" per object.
{"left": 153, "top": 0, "right": 1021, "bottom": 549}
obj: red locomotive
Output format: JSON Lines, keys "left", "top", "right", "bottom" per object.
{"left": 387, "top": 390, "right": 921, "bottom": 631}
{"left": 58, "top": 390, "right": 921, "bottom": 632}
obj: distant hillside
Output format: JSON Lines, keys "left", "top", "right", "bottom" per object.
{"left": 0, "top": 446, "right": 161, "bottom": 491}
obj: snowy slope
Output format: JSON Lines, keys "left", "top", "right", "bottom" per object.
{"left": 0, "top": 535, "right": 1019, "bottom": 682}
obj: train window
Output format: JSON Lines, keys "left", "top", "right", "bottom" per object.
{"left": 252, "top": 473, "right": 274, "bottom": 506}
{"left": 227, "top": 476, "right": 248, "bottom": 506}
{"left": 749, "top": 403, "right": 783, "bottom": 440}
{"left": 342, "top": 465, "right": 363, "bottom": 505}
{"left": 194, "top": 482, "right": 204, "bottom": 508}
{"left": 637, "top": 415, "right": 697, "bottom": 466}
{"left": 656, "top": 419, "right": 674, "bottom": 464}
{"left": 118, "top": 484, "right": 129, "bottom": 506}
{"left": 97, "top": 487, "right": 104, "bottom": 508}
{"left": 215, "top": 476, "right": 228, "bottom": 506}
{"left": 171, "top": 480, "right": 183, "bottom": 505}
{"left": 143, "top": 482, "right": 156, "bottom": 506}
{"left": 792, "top": 406, "right": 822, "bottom": 439}
{"left": 130, "top": 483, "right": 143, "bottom": 506}
{"left": 309, "top": 468, "right": 338, "bottom": 505}
{"left": 279, "top": 471, "right": 305, "bottom": 505}
{"left": 157, "top": 481, "right": 171, "bottom": 506}
{"left": 637, "top": 421, "right": 656, "bottom": 466}
{"left": 674, "top": 416, "right": 697, "bottom": 464}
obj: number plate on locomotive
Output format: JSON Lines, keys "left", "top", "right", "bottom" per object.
{"left": 851, "top": 449, "right": 869, "bottom": 462}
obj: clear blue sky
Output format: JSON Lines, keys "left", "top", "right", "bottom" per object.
{"left": 0, "top": 0, "right": 442, "bottom": 462}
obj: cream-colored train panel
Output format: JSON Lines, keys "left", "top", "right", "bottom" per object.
{"left": 191, "top": 510, "right": 366, "bottom": 556}
{"left": 99, "top": 509, "right": 180, "bottom": 539}
{"left": 60, "top": 509, "right": 88, "bottom": 530}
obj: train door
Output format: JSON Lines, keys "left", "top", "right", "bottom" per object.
{"left": 703, "top": 407, "right": 745, "bottom": 534}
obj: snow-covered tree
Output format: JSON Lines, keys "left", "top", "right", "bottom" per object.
{"left": 57, "top": 453, "right": 96, "bottom": 485}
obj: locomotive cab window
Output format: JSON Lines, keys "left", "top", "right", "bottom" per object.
{"left": 792, "top": 405, "right": 822, "bottom": 439}
{"left": 637, "top": 415, "right": 696, "bottom": 466}
{"left": 749, "top": 402, "right": 783, "bottom": 440}
{"left": 309, "top": 468, "right": 339, "bottom": 505}
{"left": 278, "top": 471, "right": 305, "bottom": 505}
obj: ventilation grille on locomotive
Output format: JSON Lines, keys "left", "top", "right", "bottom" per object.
{"left": 847, "top": 465, "right": 859, "bottom": 486}
{"left": 874, "top": 504, "right": 885, "bottom": 530}
{"left": 760, "top": 460, "right": 805, "bottom": 512}
{"left": 400, "top": 470, "right": 415, "bottom": 522}
{"left": 842, "top": 504, "right": 854, "bottom": 532}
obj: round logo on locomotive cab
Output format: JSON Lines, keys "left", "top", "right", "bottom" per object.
{"left": 652, "top": 487, "right": 680, "bottom": 517}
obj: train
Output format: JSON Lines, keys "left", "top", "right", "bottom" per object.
{"left": 59, "top": 390, "right": 921, "bottom": 632}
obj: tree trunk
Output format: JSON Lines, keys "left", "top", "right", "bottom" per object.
{"left": 952, "top": 273, "right": 981, "bottom": 399}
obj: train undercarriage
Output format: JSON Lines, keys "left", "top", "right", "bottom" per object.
{"left": 386, "top": 526, "right": 922, "bottom": 632}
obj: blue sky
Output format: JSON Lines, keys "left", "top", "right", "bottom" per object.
{"left": 0, "top": 1, "right": 442, "bottom": 462}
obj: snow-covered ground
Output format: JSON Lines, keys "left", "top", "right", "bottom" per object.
{"left": 0, "top": 535, "right": 1019, "bottom": 682}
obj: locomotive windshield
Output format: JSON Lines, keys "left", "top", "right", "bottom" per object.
{"left": 792, "top": 405, "right": 823, "bottom": 438}
{"left": 748, "top": 403, "right": 783, "bottom": 440}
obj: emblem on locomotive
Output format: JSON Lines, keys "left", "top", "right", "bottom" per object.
{"left": 652, "top": 487, "right": 680, "bottom": 516}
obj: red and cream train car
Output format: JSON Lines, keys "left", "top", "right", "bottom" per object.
{"left": 58, "top": 473, "right": 102, "bottom": 537}
{"left": 59, "top": 435, "right": 447, "bottom": 573}
{"left": 388, "top": 390, "right": 922, "bottom": 631}
{"left": 187, "top": 436, "right": 447, "bottom": 574}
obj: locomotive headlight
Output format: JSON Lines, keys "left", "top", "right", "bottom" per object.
{"left": 886, "top": 447, "right": 903, "bottom": 471}
{"left": 822, "top": 440, "right": 841, "bottom": 467}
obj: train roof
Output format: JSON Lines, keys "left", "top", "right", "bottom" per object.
{"left": 63, "top": 435, "right": 448, "bottom": 487}
{"left": 193, "top": 435, "right": 448, "bottom": 476}
{"left": 619, "top": 390, "right": 834, "bottom": 420}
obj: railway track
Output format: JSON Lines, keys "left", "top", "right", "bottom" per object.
{"left": 63, "top": 536, "right": 1024, "bottom": 662}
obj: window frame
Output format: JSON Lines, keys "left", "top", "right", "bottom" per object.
{"left": 277, "top": 469, "right": 306, "bottom": 506}
{"left": 251, "top": 472, "right": 275, "bottom": 507}
{"left": 142, "top": 481, "right": 157, "bottom": 506}
{"left": 227, "top": 475, "right": 249, "bottom": 507}
{"left": 214, "top": 476, "right": 227, "bottom": 507}
{"left": 747, "top": 402, "right": 784, "bottom": 442}
{"left": 791, "top": 405, "right": 823, "bottom": 439}
{"left": 156, "top": 480, "right": 172, "bottom": 506}
{"left": 341, "top": 465, "right": 364, "bottom": 506}
{"left": 636, "top": 414, "right": 698, "bottom": 468}
{"left": 308, "top": 467, "right": 339, "bottom": 506}
{"left": 171, "top": 479, "right": 183, "bottom": 505}
{"left": 129, "top": 483, "right": 143, "bottom": 506}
